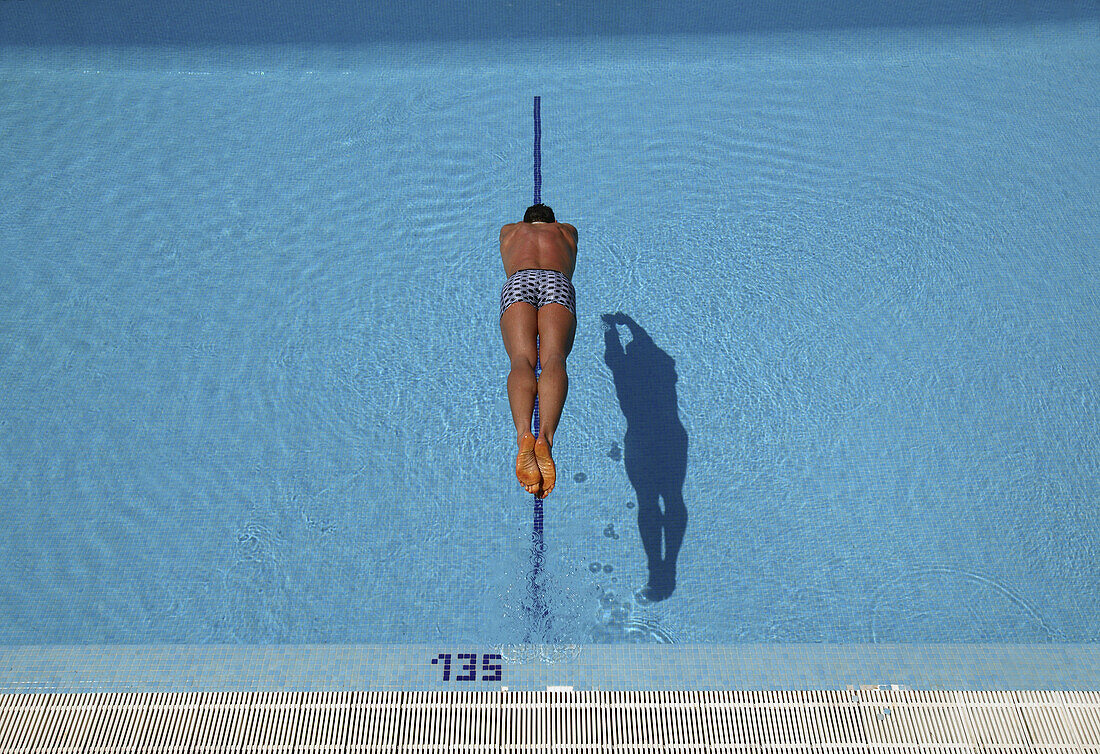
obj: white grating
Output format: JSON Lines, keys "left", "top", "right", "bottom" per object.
{"left": 859, "top": 689, "right": 972, "bottom": 753}
{"left": 1064, "top": 691, "right": 1100, "bottom": 753}
{"left": 804, "top": 689, "right": 864, "bottom": 751}
{"left": 1013, "top": 690, "right": 1079, "bottom": 754}
{"left": 958, "top": 689, "right": 1031, "bottom": 753}
{"left": 0, "top": 689, "right": 1095, "bottom": 752}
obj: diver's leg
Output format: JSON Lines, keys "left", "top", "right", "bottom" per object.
{"left": 533, "top": 303, "right": 576, "bottom": 446}
{"left": 531, "top": 302, "right": 576, "bottom": 496}
{"left": 500, "top": 301, "right": 539, "bottom": 441}
{"left": 501, "top": 300, "right": 541, "bottom": 494}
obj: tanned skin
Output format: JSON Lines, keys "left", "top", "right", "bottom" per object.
{"left": 499, "top": 219, "right": 578, "bottom": 497}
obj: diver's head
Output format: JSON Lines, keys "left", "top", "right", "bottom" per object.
{"left": 523, "top": 204, "right": 555, "bottom": 223}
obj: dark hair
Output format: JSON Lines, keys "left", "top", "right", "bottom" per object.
{"left": 523, "top": 204, "right": 555, "bottom": 223}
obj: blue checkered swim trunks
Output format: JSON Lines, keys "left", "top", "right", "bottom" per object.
{"left": 500, "top": 268, "right": 577, "bottom": 319}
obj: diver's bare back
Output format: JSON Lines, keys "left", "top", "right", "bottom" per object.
{"left": 500, "top": 222, "right": 578, "bottom": 279}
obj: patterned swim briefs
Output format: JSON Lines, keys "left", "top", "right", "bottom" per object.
{"left": 499, "top": 268, "right": 577, "bottom": 319}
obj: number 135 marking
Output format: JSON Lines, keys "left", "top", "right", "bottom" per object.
{"left": 431, "top": 653, "right": 503, "bottom": 682}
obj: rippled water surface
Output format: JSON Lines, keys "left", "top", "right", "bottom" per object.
{"left": 0, "top": 21, "right": 1097, "bottom": 647}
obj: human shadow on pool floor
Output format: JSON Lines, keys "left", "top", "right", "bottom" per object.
{"left": 601, "top": 312, "right": 688, "bottom": 603}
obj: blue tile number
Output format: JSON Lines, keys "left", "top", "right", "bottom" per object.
{"left": 431, "top": 653, "right": 503, "bottom": 682}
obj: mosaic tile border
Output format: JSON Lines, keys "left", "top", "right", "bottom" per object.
{"left": 0, "top": 644, "right": 1097, "bottom": 694}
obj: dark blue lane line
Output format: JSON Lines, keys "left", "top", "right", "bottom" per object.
{"left": 533, "top": 95, "right": 542, "bottom": 206}
{"left": 532, "top": 95, "right": 544, "bottom": 506}
{"left": 523, "top": 95, "right": 550, "bottom": 643}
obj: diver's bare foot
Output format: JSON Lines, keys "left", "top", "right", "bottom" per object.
{"left": 533, "top": 436, "right": 556, "bottom": 496}
{"left": 516, "top": 432, "right": 542, "bottom": 494}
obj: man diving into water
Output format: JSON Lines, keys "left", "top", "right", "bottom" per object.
{"left": 499, "top": 203, "right": 578, "bottom": 498}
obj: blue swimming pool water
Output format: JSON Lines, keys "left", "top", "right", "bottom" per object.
{"left": 0, "top": 1, "right": 1098, "bottom": 687}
